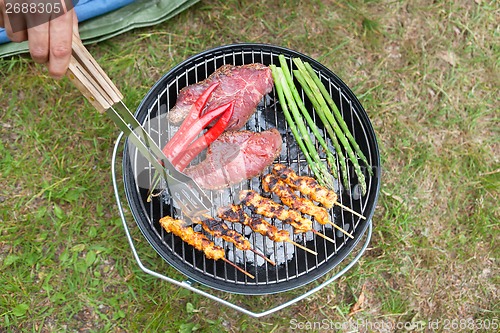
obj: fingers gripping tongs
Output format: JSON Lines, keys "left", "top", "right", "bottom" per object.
{"left": 67, "top": 35, "right": 212, "bottom": 218}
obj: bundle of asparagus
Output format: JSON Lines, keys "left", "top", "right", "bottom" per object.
{"left": 270, "top": 55, "right": 371, "bottom": 195}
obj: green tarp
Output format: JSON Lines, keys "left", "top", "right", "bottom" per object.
{"left": 0, "top": 0, "right": 199, "bottom": 58}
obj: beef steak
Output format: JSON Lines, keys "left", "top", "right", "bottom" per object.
{"left": 168, "top": 63, "right": 273, "bottom": 131}
{"left": 184, "top": 129, "right": 282, "bottom": 190}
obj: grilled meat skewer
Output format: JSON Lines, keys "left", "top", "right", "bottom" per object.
{"left": 239, "top": 190, "right": 335, "bottom": 243}
{"left": 271, "top": 163, "right": 337, "bottom": 208}
{"left": 271, "top": 164, "right": 366, "bottom": 220}
{"left": 159, "top": 216, "right": 254, "bottom": 279}
{"left": 218, "top": 205, "right": 289, "bottom": 242}
{"left": 218, "top": 205, "right": 318, "bottom": 255}
{"left": 262, "top": 174, "right": 354, "bottom": 239}
{"left": 239, "top": 190, "right": 312, "bottom": 233}
{"left": 194, "top": 217, "right": 276, "bottom": 266}
{"left": 263, "top": 174, "right": 330, "bottom": 224}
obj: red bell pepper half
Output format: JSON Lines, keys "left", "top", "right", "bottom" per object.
{"left": 161, "top": 81, "right": 235, "bottom": 170}
{"left": 171, "top": 101, "right": 234, "bottom": 171}
{"left": 162, "top": 81, "right": 220, "bottom": 157}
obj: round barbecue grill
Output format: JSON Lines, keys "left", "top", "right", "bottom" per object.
{"left": 112, "top": 44, "right": 380, "bottom": 314}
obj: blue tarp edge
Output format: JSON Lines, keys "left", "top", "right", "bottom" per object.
{"left": 0, "top": 0, "right": 136, "bottom": 44}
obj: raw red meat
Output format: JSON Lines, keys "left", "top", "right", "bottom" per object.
{"left": 168, "top": 63, "right": 273, "bottom": 131}
{"left": 184, "top": 129, "right": 282, "bottom": 190}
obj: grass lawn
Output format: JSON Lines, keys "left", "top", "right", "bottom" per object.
{"left": 1, "top": 0, "right": 498, "bottom": 332}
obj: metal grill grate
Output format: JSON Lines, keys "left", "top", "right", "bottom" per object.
{"left": 122, "top": 44, "right": 380, "bottom": 295}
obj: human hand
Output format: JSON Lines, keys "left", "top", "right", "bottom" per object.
{"left": 0, "top": 0, "right": 79, "bottom": 78}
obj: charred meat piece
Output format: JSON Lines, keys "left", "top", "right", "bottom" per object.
{"left": 184, "top": 129, "right": 282, "bottom": 190}
{"left": 262, "top": 174, "right": 330, "bottom": 225}
{"left": 159, "top": 215, "right": 255, "bottom": 278}
{"left": 194, "top": 217, "right": 275, "bottom": 265}
{"left": 218, "top": 205, "right": 291, "bottom": 243}
{"left": 196, "top": 217, "right": 250, "bottom": 249}
{"left": 272, "top": 164, "right": 365, "bottom": 223}
{"left": 271, "top": 163, "right": 337, "bottom": 208}
{"left": 218, "top": 204, "right": 318, "bottom": 255}
{"left": 168, "top": 64, "right": 274, "bottom": 131}
{"left": 159, "top": 216, "right": 225, "bottom": 260}
{"left": 239, "top": 190, "right": 313, "bottom": 234}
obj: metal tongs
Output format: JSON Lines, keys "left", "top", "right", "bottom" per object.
{"left": 67, "top": 34, "right": 212, "bottom": 218}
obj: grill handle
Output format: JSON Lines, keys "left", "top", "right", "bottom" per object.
{"left": 67, "top": 33, "right": 123, "bottom": 113}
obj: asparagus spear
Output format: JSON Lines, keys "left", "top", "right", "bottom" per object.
{"left": 292, "top": 70, "right": 350, "bottom": 191}
{"left": 277, "top": 55, "right": 338, "bottom": 179}
{"left": 292, "top": 59, "right": 367, "bottom": 195}
{"left": 303, "top": 61, "right": 372, "bottom": 174}
{"left": 270, "top": 65, "right": 335, "bottom": 190}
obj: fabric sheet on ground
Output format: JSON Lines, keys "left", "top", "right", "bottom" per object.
{"left": 0, "top": 0, "right": 199, "bottom": 58}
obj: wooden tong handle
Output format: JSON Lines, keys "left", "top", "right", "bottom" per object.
{"left": 67, "top": 34, "right": 123, "bottom": 113}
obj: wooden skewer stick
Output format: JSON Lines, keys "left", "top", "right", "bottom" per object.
{"left": 334, "top": 201, "right": 366, "bottom": 220}
{"left": 222, "top": 258, "right": 254, "bottom": 279}
{"left": 250, "top": 249, "right": 276, "bottom": 266}
{"left": 311, "top": 230, "right": 336, "bottom": 244}
{"left": 289, "top": 240, "right": 318, "bottom": 255}
{"left": 325, "top": 220, "right": 354, "bottom": 239}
